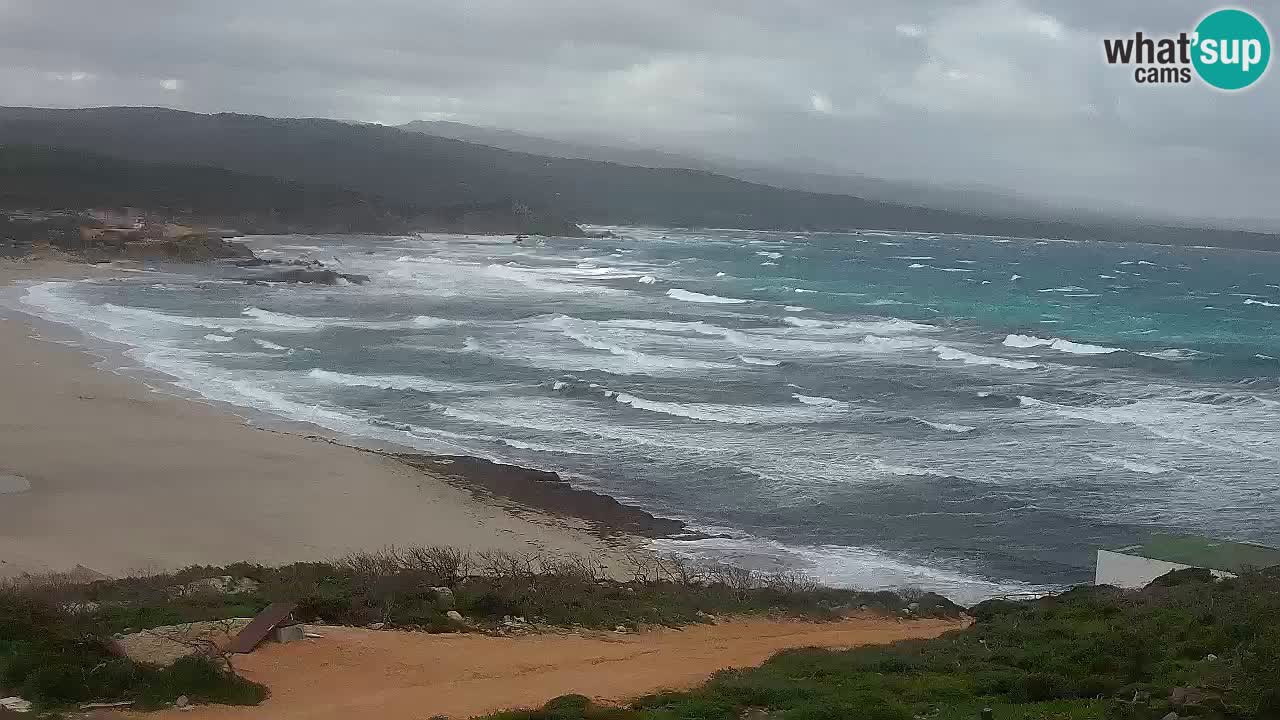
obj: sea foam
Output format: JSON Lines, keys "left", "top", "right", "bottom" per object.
{"left": 933, "top": 346, "right": 1039, "bottom": 370}
{"left": 1003, "top": 334, "right": 1122, "bottom": 355}
{"left": 667, "top": 288, "right": 748, "bottom": 304}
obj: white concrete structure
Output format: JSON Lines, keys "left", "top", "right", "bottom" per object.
{"left": 1095, "top": 549, "right": 1234, "bottom": 590}
{"left": 1095, "top": 535, "right": 1280, "bottom": 590}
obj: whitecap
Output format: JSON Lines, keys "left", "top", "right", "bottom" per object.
{"left": 251, "top": 338, "right": 290, "bottom": 351}
{"left": 783, "top": 316, "right": 932, "bottom": 335}
{"left": 1090, "top": 454, "right": 1173, "bottom": 475}
{"left": 792, "top": 393, "right": 844, "bottom": 406}
{"left": 242, "top": 307, "right": 454, "bottom": 331}
{"left": 914, "top": 418, "right": 976, "bottom": 433}
{"left": 740, "top": 355, "right": 781, "bottom": 366}
{"left": 783, "top": 316, "right": 826, "bottom": 328}
{"left": 1244, "top": 299, "right": 1280, "bottom": 308}
{"left": 871, "top": 458, "right": 945, "bottom": 477}
{"left": 1017, "top": 396, "right": 1279, "bottom": 461}
{"left": 755, "top": 251, "right": 783, "bottom": 259}
{"left": 1137, "top": 349, "right": 1202, "bottom": 361}
{"left": 203, "top": 334, "right": 234, "bottom": 343}
{"left": 1037, "top": 286, "right": 1089, "bottom": 293}
{"left": 667, "top": 288, "right": 747, "bottom": 304}
{"left": 243, "top": 307, "right": 323, "bottom": 329}
{"left": 783, "top": 306, "right": 807, "bottom": 312}
{"left": 481, "top": 263, "right": 621, "bottom": 294}
{"left": 1002, "top": 334, "right": 1122, "bottom": 355}
{"left": 933, "top": 346, "right": 1039, "bottom": 370}
{"left": 638, "top": 275, "right": 657, "bottom": 284}
{"left": 612, "top": 391, "right": 842, "bottom": 424}
{"left": 307, "top": 368, "right": 482, "bottom": 394}
{"left": 653, "top": 534, "right": 1053, "bottom": 605}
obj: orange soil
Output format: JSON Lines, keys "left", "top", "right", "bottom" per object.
{"left": 129, "top": 615, "right": 964, "bottom": 720}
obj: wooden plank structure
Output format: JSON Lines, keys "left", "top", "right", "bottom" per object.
{"left": 228, "top": 602, "right": 298, "bottom": 654}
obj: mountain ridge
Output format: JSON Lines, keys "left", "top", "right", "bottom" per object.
{"left": 0, "top": 106, "right": 1275, "bottom": 250}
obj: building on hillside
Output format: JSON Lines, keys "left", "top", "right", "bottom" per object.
{"left": 1096, "top": 534, "right": 1280, "bottom": 589}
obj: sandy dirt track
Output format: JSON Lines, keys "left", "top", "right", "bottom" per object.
{"left": 129, "top": 615, "right": 964, "bottom": 720}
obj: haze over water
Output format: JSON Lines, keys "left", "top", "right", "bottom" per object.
{"left": 20, "top": 227, "right": 1280, "bottom": 603}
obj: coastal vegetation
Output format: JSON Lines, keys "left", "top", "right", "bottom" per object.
{"left": 484, "top": 569, "right": 1280, "bottom": 720}
{"left": 4, "top": 552, "right": 1277, "bottom": 718}
{"left": 0, "top": 548, "right": 957, "bottom": 711}
{"left": 0, "top": 590, "right": 265, "bottom": 710}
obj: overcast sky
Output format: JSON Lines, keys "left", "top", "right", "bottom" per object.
{"left": 1, "top": 0, "right": 1277, "bottom": 226}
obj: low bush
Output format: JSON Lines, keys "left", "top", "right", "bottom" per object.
{"left": 9, "top": 548, "right": 961, "bottom": 639}
{"left": 0, "top": 591, "right": 264, "bottom": 710}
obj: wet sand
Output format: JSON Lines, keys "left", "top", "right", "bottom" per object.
{"left": 0, "top": 259, "right": 645, "bottom": 580}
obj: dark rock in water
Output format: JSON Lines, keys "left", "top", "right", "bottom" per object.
{"left": 243, "top": 268, "right": 369, "bottom": 285}
{"left": 394, "top": 454, "right": 699, "bottom": 539}
{"left": 234, "top": 257, "right": 325, "bottom": 268}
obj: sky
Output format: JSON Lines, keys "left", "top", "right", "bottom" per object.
{"left": 1, "top": 0, "right": 1277, "bottom": 227}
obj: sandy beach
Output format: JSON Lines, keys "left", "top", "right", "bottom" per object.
{"left": 0, "top": 259, "right": 641, "bottom": 580}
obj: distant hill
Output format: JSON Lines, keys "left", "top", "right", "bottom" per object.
{"left": 0, "top": 144, "right": 412, "bottom": 232}
{"left": 400, "top": 119, "right": 1067, "bottom": 220}
{"left": 1, "top": 107, "right": 1275, "bottom": 250}
{"left": 0, "top": 143, "right": 579, "bottom": 236}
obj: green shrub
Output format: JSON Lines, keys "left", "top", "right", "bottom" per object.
{"left": 0, "top": 590, "right": 265, "bottom": 710}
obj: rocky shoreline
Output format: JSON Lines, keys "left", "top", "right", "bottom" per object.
{"left": 392, "top": 454, "right": 706, "bottom": 540}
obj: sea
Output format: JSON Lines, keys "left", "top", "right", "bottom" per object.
{"left": 14, "top": 226, "right": 1280, "bottom": 604}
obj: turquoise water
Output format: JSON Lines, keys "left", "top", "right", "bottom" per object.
{"left": 20, "top": 227, "right": 1280, "bottom": 602}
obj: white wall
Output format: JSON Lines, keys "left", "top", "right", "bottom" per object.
{"left": 1095, "top": 550, "right": 1235, "bottom": 589}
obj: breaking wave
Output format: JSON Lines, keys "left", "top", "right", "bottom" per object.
{"left": 666, "top": 288, "right": 748, "bottom": 304}
{"left": 933, "top": 346, "right": 1040, "bottom": 370}
{"left": 1003, "top": 334, "right": 1122, "bottom": 355}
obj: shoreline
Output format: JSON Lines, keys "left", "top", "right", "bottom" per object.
{"left": 0, "top": 257, "right": 661, "bottom": 580}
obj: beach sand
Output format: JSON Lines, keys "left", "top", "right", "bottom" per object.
{"left": 0, "top": 259, "right": 641, "bottom": 580}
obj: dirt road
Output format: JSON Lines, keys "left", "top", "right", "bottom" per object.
{"left": 130, "top": 615, "right": 964, "bottom": 719}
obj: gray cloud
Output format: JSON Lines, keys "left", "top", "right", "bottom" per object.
{"left": 1, "top": 0, "right": 1277, "bottom": 226}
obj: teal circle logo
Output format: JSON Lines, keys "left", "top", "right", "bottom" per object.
{"left": 1192, "top": 8, "right": 1271, "bottom": 90}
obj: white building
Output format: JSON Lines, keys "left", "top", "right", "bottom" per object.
{"left": 1096, "top": 534, "right": 1280, "bottom": 590}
